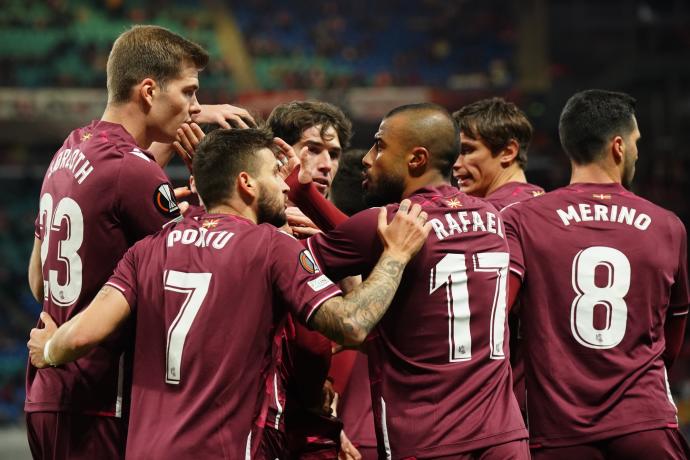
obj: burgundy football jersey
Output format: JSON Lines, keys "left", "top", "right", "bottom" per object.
{"left": 486, "top": 181, "right": 545, "bottom": 211}
{"left": 107, "top": 213, "right": 342, "bottom": 459}
{"left": 27, "top": 120, "right": 181, "bottom": 417}
{"left": 336, "top": 352, "right": 377, "bottom": 451}
{"left": 503, "top": 182, "right": 690, "bottom": 447}
{"left": 307, "top": 185, "right": 527, "bottom": 459}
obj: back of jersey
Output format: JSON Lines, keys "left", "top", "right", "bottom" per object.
{"left": 28, "top": 120, "right": 179, "bottom": 416}
{"left": 503, "top": 182, "right": 690, "bottom": 447}
{"left": 309, "top": 185, "right": 527, "bottom": 459}
{"left": 108, "top": 214, "right": 342, "bottom": 459}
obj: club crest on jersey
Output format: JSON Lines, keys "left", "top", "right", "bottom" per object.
{"left": 532, "top": 190, "right": 545, "bottom": 197}
{"left": 202, "top": 218, "right": 220, "bottom": 229}
{"left": 446, "top": 198, "right": 462, "bottom": 208}
{"left": 153, "top": 183, "right": 180, "bottom": 217}
{"left": 299, "top": 249, "right": 320, "bottom": 274}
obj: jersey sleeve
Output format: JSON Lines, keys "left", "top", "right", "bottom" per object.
{"left": 269, "top": 229, "right": 343, "bottom": 325}
{"left": 306, "top": 207, "right": 382, "bottom": 281}
{"left": 501, "top": 204, "right": 526, "bottom": 280}
{"left": 285, "top": 167, "right": 349, "bottom": 231}
{"left": 105, "top": 242, "right": 140, "bottom": 310}
{"left": 669, "top": 220, "right": 690, "bottom": 314}
{"left": 116, "top": 152, "right": 182, "bottom": 243}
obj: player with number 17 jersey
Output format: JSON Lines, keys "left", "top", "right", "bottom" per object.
{"left": 106, "top": 213, "right": 342, "bottom": 459}
{"left": 307, "top": 185, "right": 527, "bottom": 459}
{"left": 502, "top": 182, "right": 690, "bottom": 447}
{"left": 27, "top": 120, "right": 181, "bottom": 418}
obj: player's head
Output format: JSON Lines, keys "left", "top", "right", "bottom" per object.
{"left": 106, "top": 25, "right": 209, "bottom": 143}
{"left": 193, "top": 128, "right": 289, "bottom": 227}
{"left": 267, "top": 101, "right": 353, "bottom": 197}
{"left": 362, "top": 103, "right": 459, "bottom": 207}
{"left": 330, "top": 149, "right": 368, "bottom": 216}
{"left": 559, "top": 89, "right": 639, "bottom": 188}
{"left": 451, "top": 98, "right": 533, "bottom": 197}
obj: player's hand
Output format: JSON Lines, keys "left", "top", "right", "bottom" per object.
{"left": 173, "top": 122, "right": 205, "bottom": 173}
{"left": 377, "top": 199, "right": 431, "bottom": 263}
{"left": 273, "top": 137, "right": 300, "bottom": 180}
{"left": 286, "top": 206, "right": 321, "bottom": 238}
{"left": 28, "top": 312, "right": 58, "bottom": 369}
{"left": 322, "top": 379, "right": 336, "bottom": 416}
{"left": 193, "top": 104, "right": 257, "bottom": 129}
{"left": 174, "top": 186, "right": 194, "bottom": 216}
{"left": 339, "top": 430, "right": 362, "bottom": 460}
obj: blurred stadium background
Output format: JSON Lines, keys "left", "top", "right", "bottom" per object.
{"left": 0, "top": 0, "right": 689, "bottom": 457}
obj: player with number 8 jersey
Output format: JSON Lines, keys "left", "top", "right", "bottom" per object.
{"left": 503, "top": 90, "right": 690, "bottom": 458}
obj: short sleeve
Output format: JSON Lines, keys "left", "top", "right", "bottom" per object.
{"left": 116, "top": 152, "right": 182, "bottom": 243}
{"left": 669, "top": 221, "right": 690, "bottom": 314}
{"left": 306, "top": 207, "right": 382, "bottom": 281}
{"left": 106, "top": 243, "right": 140, "bottom": 310}
{"left": 269, "top": 229, "right": 343, "bottom": 325}
{"left": 501, "top": 204, "right": 526, "bottom": 280}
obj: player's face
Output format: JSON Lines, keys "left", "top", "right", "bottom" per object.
{"left": 453, "top": 132, "right": 502, "bottom": 197}
{"left": 255, "top": 148, "right": 289, "bottom": 227}
{"left": 362, "top": 116, "right": 406, "bottom": 207}
{"left": 622, "top": 120, "right": 640, "bottom": 189}
{"left": 292, "top": 125, "right": 342, "bottom": 197}
{"left": 150, "top": 62, "right": 201, "bottom": 143}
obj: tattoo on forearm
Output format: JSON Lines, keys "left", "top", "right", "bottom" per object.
{"left": 312, "top": 254, "right": 406, "bottom": 345}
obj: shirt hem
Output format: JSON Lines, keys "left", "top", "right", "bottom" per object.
{"left": 395, "top": 427, "right": 528, "bottom": 458}
{"left": 529, "top": 417, "right": 675, "bottom": 448}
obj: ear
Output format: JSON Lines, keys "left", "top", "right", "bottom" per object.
{"left": 408, "top": 146, "right": 429, "bottom": 171}
{"left": 498, "top": 139, "right": 520, "bottom": 167}
{"left": 611, "top": 135, "right": 625, "bottom": 164}
{"left": 138, "top": 78, "right": 156, "bottom": 109}
{"left": 236, "top": 171, "right": 258, "bottom": 200}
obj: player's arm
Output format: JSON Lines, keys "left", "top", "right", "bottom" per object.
{"left": 28, "top": 236, "right": 43, "bottom": 302}
{"left": 309, "top": 201, "right": 430, "bottom": 346}
{"left": 27, "top": 286, "right": 131, "bottom": 368}
{"left": 663, "top": 308, "right": 688, "bottom": 369}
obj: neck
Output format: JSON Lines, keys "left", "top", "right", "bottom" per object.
{"left": 402, "top": 171, "right": 448, "bottom": 198}
{"left": 206, "top": 200, "right": 258, "bottom": 224}
{"left": 486, "top": 165, "right": 527, "bottom": 196}
{"left": 569, "top": 162, "right": 621, "bottom": 185}
{"left": 101, "top": 102, "right": 151, "bottom": 149}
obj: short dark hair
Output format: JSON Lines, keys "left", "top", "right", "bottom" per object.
{"left": 452, "top": 97, "right": 533, "bottom": 168}
{"left": 330, "top": 149, "right": 368, "bottom": 216}
{"left": 107, "top": 25, "right": 209, "bottom": 104}
{"left": 559, "top": 89, "right": 637, "bottom": 164}
{"left": 267, "top": 101, "right": 353, "bottom": 150}
{"left": 384, "top": 103, "right": 460, "bottom": 179}
{"left": 192, "top": 128, "right": 275, "bottom": 209}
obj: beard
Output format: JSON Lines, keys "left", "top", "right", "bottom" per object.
{"left": 364, "top": 171, "right": 405, "bottom": 207}
{"left": 256, "top": 184, "right": 287, "bottom": 228}
{"left": 622, "top": 157, "right": 636, "bottom": 190}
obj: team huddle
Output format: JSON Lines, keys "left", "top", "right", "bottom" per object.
{"left": 24, "top": 25, "right": 689, "bottom": 460}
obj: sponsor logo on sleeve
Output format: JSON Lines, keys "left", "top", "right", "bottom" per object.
{"left": 307, "top": 274, "right": 334, "bottom": 292}
{"left": 153, "top": 183, "right": 180, "bottom": 217}
{"left": 299, "top": 249, "right": 320, "bottom": 274}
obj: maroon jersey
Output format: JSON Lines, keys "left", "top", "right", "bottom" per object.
{"left": 307, "top": 185, "right": 527, "bottom": 459}
{"left": 486, "top": 181, "right": 545, "bottom": 211}
{"left": 107, "top": 213, "right": 342, "bottom": 459}
{"left": 27, "top": 120, "right": 181, "bottom": 416}
{"left": 335, "top": 352, "right": 377, "bottom": 451}
{"left": 502, "top": 182, "right": 690, "bottom": 447}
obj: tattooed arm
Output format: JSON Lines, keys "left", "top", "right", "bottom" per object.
{"left": 309, "top": 200, "right": 431, "bottom": 346}
{"left": 28, "top": 285, "right": 131, "bottom": 368}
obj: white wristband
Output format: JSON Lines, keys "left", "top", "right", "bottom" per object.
{"left": 43, "top": 338, "right": 57, "bottom": 367}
